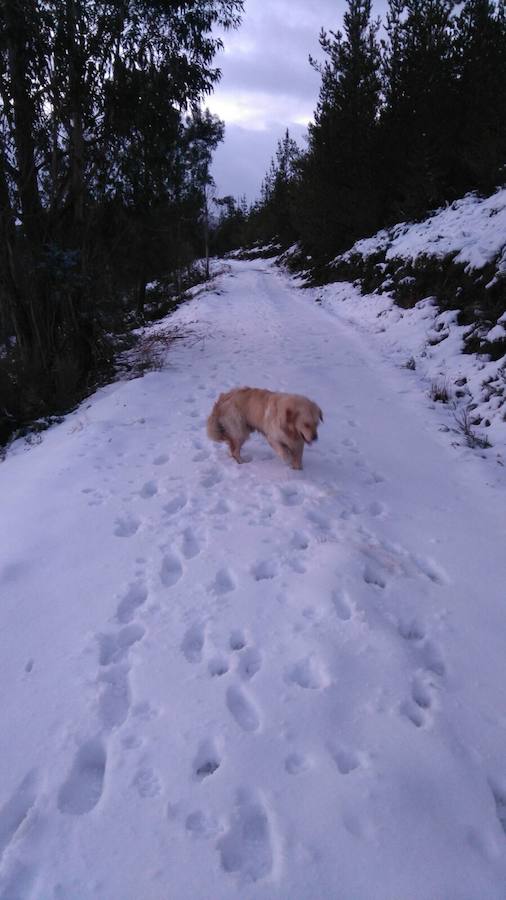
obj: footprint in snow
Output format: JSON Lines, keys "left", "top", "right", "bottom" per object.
{"left": 285, "top": 752, "right": 311, "bottom": 775}
{"left": 332, "top": 588, "right": 353, "bottom": 621}
{"left": 164, "top": 493, "right": 187, "bottom": 516}
{"left": 226, "top": 685, "right": 260, "bottom": 732}
{"left": 98, "top": 623, "right": 145, "bottom": 666}
{"left": 330, "top": 744, "right": 361, "bottom": 775}
{"left": 58, "top": 738, "right": 107, "bottom": 815}
{"left": 116, "top": 581, "right": 148, "bottom": 624}
{"left": 139, "top": 480, "right": 157, "bottom": 498}
{"left": 200, "top": 468, "right": 222, "bottom": 489}
{"left": 98, "top": 663, "right": 131, "bottom": 729}
{"left": 0, "top": 770, "right": 39, "bottom": 860}
{"left": 132, "top": 766, "right": 161, "bottom": 798}
{"left": 287, "top": 656, "right": 329, "bottom": 690}
{"left": 279, "top": 485, "right": 303, "bottom": 506}
{"left": 218, "top": 789, "right": 274, "bottom": 882}
{"left": 186, "top": 810, "right": 220, "bottom": 839}
{"left": 398, "top": 617, "right": 426, "bottom": 642}
{"left": 291, "top": 531, "right": 309, "bottom": 551}
{"left": 193, "top": 739, "right": 221, "bottom": 781}
{"left": 489, "top": 780, "right": 506, "bottom": 835}
{"left": 181, "top": 623, "right": 206, "bottom": 664}
{"left": 160, "top": 553, "right": 183, "bottom": 587}
{"left": 229, "top": 630, "right": 246, "bottom": 651}
{"left": 153, "top": 453, "right": 169, "bottom": 466}
{"left": 238, "top": 647, "right": 262, "bottom": 682}
{"left": 208, "top": 656, "right": 230, "bottom": 677}
{"left": 114, "top": 515, "right": 141, "bottom": 538}
{"left": 181, "top": 527, "right": 200, "bottom": 559}
{"left": 251, "top": 559, "right": 278, "bottom": 581}
{"left": 210, "top": 568, "right": 236, "bottom": 595}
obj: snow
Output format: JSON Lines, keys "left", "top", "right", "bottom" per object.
{"left": 1, "top": 259, "right": 506, "bottom": 899}
{"left": 343, "top": 187, "right": 506, "bottom": 273}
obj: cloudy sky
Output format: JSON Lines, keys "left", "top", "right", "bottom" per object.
{"left": 208, "top": 0, "right": 388, "bottom": 205}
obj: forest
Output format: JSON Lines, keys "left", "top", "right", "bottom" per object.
{"left": 214, "top": 0, "right": 506, "bottom": 265}
{"left": 2, "top": 0, "right": 506, "bottom": 445}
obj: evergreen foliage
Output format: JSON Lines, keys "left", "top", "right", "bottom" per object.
{"left": 228, "top": 0, "right": 506, "bottom": 264}
{"left": 0, "top": 0, "right": 242, "bottom": 442}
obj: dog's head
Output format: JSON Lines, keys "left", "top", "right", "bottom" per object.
{"left": 285, "top": 399, "right": 323, "bottom": 445}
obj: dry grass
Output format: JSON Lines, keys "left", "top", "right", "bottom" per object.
{"left": 429, "top": 379, "right": 451, "bottom": 403}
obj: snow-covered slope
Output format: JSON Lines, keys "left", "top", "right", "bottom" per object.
{"left": 340, "top": 187, "right": 506, "bottom": 275}
{"left": 1, "top": 259, "right": 506, "bottom": 899}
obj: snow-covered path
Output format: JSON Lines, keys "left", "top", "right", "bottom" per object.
{"left": 1, "top": 259, "right": 506, "bottom": 899}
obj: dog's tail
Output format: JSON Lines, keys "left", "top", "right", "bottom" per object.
{"left": 206, "top": 408, "right": 226, "bottom": 443}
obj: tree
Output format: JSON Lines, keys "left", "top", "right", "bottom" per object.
{"left": 379, "top": 0, "right": 456, "bottom": 222}
{"left": 0, "top": 0, "right": 242, "bottom": 437}
{"left": 453, "top": 0, "right": 506, "bottom": 193}
{"left": 296, "top": 0, "right": 382, "bottom": 259}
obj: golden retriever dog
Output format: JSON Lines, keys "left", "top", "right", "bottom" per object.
{"left": 206, "top": 387, "right": 323, "bottom": 470}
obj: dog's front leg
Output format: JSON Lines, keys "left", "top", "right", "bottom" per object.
{"left": 290, "top": 439, "right": 304, "bottom": 470}
{"left": 227, "top": 438, "right": 246, "bottom": 464}
{"left": 271, "top": 440, "right": 300, "bottom": 470}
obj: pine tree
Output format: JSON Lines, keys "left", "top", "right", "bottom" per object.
{"left": 379, "top": 0, "right": 456, "bottom": 222}
{"left": 453, "top": 0, "right": 506, "bottom": 192}
{"left": 296, "top": 0, "right": 382, "bottom": 258}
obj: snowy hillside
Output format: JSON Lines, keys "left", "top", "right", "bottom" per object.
{"left": 1, "top": 259, "right": 506, "bottom": 899}
{"left": 286, "top": 188, "right": 506, "bottom": 451}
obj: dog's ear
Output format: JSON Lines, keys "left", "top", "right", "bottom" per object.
{"left": 283, "top": 406, "right": 297, "bottom": 437}
{"left": 319, "top": 408, "right": 324, "bottom": 423}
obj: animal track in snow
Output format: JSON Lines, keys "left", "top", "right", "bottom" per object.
{"left": 251, "top": 559, "right": 278, "bottom": 581}
{"left": 287, "top": 656, "right": 329, "bottom": 690}
{"left": 153, "top": 453, "right": 169, "bottom": 466}
{"left": 398, "top": 617, "right": 426, "bottom": 642}
{"left": 279, "top": 485, "right": 303, "bottom": 506}
{"left": 284, "top": 753, "right": 310, "bottom": 775}
{"left": 332, "top": 588, "right": 353, "bottom": 621}
{"left": 218, "top": 790, "right": 274, "bottom": 882}
{"left": 291, "top": 531, "right": 309, "bottom": 550}
{"left": 238, "top": 648, "right": 262, "bottom": 682}
{"left": 0, "top": 770, "right": 38, "bottom": 861}
{"left": 98, "top": 623, "right": 145, "bottom": 666}
{"left": 201, "top": 468, "right": 222, "bottom": 489}
{"left": 164, "top": 493, "right": 187, "bottom": 516}
{"left": 210, "top": 498, "right": 230, "bottom": 515}
{"left": 114, "top": 515, "right": 141, "bottom": 538}
{"left": 58, "top": 738, "right": 106, "bottom": 815}
{"left": 193, "top": 449, "right": 210, "bottom": 462}
{"left": 181, "top": 527, "right": 200, "bottom": 559}
{"left": 116, "top": 581, "right": 148, "bottom": 624}
{"left": 132, "top": 767, "right": 161, "bottom": 798}
{"left": 160, "top": 552, "right": 183, "bottom": 587}
{"left": 489, "top": 781, "right": 506, "bottom": 834}
{"left": 226, "top": 685, "right": 260, "bottom": 732}
{"left": 363, "top": 562, "right": 387, "bottom": 590}
{"left": 421, "top": 640, "right": 446, "bottom": 677}
{"left": 186, "top": 810, "right": 219, "bottom": 838}
{"left": 140, "top": 480, "right": 158, "bottom": 498}
{"left": 211, "top": 568, "right": 236, "bottom": 595}
{"left": 229, "top": 630, "right": 246, "bottom": 651}
{"left": 181, "top": 623, "right": 206, "bottom": 664}
{"left": 98, "top": 663, "right": 131, "bottom": 729}
{"left": 208, "top": 656, "right": 230, "bottom": 677}
{"left": 330, "top": 745, "right": 361, "bottom": 775}
{"left": 193, "top": 739, "right": 221, "bottom": 780}
{"left": 368, "top": 500, "right": 387, "bottom": 518}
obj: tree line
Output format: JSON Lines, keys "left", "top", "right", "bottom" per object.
{"left": 0, "top": 0, "right": 242, "bottom": 444}
{"left": 214, "top": 0, "right": 506, "bottom": 263}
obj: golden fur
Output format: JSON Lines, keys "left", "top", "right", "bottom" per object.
{"left": 206, "top": 387, "right": 323, "bottom": 470}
